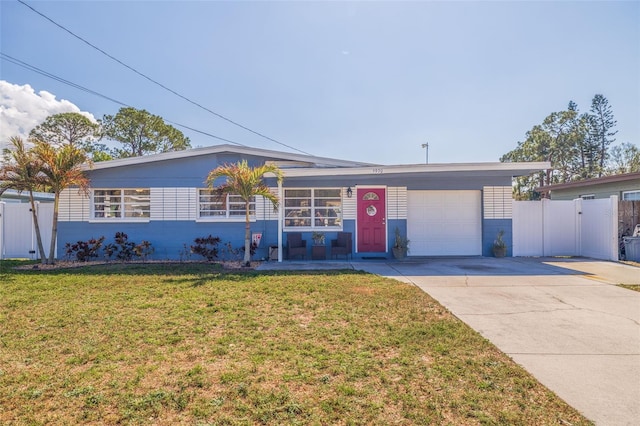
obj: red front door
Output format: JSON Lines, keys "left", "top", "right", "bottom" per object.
{"left": 357, "top": 187, "right": 386, "bottom": 252}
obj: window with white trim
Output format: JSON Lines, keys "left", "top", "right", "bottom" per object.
{"left": 580, "top": 194, "right": 595, "bottom": 200}
{"left": 622, "top": 190, "right": 640, "bottom": 201}
{"left": 284, "top": 188, "right": 342, "bottom": 229}
{"left": 93, "top": 189, "right": 150, "bottom": 219}
{"left": 198, "top": 189, "right": 255, "bottom": 219}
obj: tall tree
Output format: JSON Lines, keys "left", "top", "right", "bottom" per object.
{"left": 502, "top": 96, "right": 620, "bottom": 199}
{"left": 587, "top": 94, "right": 617, "bottom": 176}
{"left": 0, "top": 136, "right": 48, "bottom": 262}
{"left": 608, "top": 142, "right": 640, "bottom": 174}
{"left": 32, "top": 140, "right": 91, "bottom": 264}
{"left": 206, "top": 161, "right": 283, "bottom": 266}
{"left": 101, "top": 107, "right": 190, "bottom": 158}
{"left": 28, "top": 112, "right": 106, "bottom": 158}
{"left": 501, "top": 102, "right": 587, "bottom": 198}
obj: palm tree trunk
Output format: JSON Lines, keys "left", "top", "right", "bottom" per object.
{"left": 48, "top": 193, "right": 60, "bottom": 264}
{"left": 244, "top": 199, "right": 251, "bottom": 266}
{"left": 28, "top": 191, "right": 47, "bottom": 264}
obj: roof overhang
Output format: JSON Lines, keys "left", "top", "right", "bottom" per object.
{"left": 84, "top": 144, "right": 374, "bottom": 171}
{"left": 274, "top": 161, "right": 550, "bottom": 179}
{"left": 536, "top": 172, "right": 640, "bottom": 193}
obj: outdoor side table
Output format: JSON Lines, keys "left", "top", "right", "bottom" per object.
{"left": 312, "top": 245, "right": 326, "bottom": 260}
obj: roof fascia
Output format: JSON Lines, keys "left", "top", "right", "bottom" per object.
{"left": 85, "top": 144, "right": 374, "bottom": 171}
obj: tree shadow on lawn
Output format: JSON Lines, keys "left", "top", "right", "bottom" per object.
{"left": 164, "top": 268, "right": 367, "bottom": 287}
{"left": 1, "top": 260, "right": 368, "bottom": 286}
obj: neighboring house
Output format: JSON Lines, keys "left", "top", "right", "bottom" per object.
{"left": 537, "top": 172, "right": 640, "bottom": 201}
{"left": 0, "top": 188, "right": 54, "bottom": 203}
{"left": 57, "top": 145, "right": 547, "bottom": 261}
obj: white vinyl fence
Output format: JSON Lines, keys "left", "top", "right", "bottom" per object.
{"left": 0, "top": 202, "right": 55, "bottom": 260}
{"left": 512, "top": 196, "right": 618, "bottom": 261}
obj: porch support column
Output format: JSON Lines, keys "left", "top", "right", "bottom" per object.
{"left": 277, "top": 180, "right": 283, "bottom": 262}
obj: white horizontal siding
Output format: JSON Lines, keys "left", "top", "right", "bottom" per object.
{"left": 59, "top": 188, "right": 89, "bottom": 221}
{"left": 342, "top": 187, "right": 357, "bottom": 220}
{"left": 150, "top": 188, "right": 166, "bottom": 221}
{"left": 256, "top": 188, "right": 279, "bottom": 221}
{"left": 388, "top": 187, "right": 407, "bottom": 220}
{"left": 483, "top": 186, "right": 513, "bottom": 219}
{"left": 151, "top": 188, "right": 196, "bottom": 221}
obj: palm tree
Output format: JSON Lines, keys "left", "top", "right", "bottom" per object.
{"left": 0, "top": 136, "right": 48, "bottom": 263}
{"left": 206, "top": 160, "right": 283, "bottom": 266}
{"left": 32, "top": 140, "right": 91, "bottom": 264}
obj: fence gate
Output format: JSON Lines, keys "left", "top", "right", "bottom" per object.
{"left": 0, "top": 202, "right": 55, "bottom": 260}
{"left": 512, "top": 196, "right": 618, "bottom": 261}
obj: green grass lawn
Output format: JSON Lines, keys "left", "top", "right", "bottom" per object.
{"left": 0, "top": 261, "right": 590, "bottom": 425}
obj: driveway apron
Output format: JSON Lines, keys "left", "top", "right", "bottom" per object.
{"left": 355, "top": 257, "right": 640, "bottom": 426}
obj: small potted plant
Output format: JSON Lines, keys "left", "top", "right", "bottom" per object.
{"left": 493, "top": 230, "right": 507, "bottom": 258}
{"left": 312, "top": 231, "right": 325, "bottom": 246}
{"left": 392, "top": 227, "right": 410, "bottom": 259}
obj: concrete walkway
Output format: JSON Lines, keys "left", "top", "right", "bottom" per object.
{"left": 258, "top": 257, "right": 640, "bottom": 425}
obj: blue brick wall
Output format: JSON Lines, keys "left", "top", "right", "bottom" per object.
{"left": 58, "top": 220, "right": 279, "bottom": 261}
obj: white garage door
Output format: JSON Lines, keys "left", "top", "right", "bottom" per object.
{"left": 407, "top": 190, "right": 482, "bottom": 256}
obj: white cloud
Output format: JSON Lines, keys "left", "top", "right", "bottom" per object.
{"left": 0, "top": 80, "right": 96, "bottom": 150}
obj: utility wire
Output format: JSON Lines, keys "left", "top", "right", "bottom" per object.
{"left": 0, "top": 52, "right": 247, "bottom": 146}
{"left": 17, "top": 0, "right": 313, "bottom": 156}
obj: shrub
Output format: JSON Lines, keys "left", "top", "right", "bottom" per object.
{"left": 219, "top": 241, "right": 257, "bottom": 261}
{"left": 190, "top": 235, "right": 221, "bottom": 261}
{"left": 133, "top": 240, "right": 154, "bottom": 260}
{"left": 104, "top": 232, "right": 153, "bottom": 261}
{"left": 64, "top": 236, "right": 105, "bottom": 262}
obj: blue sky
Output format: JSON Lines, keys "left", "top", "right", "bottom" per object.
{"left": 1, "top": 0, "right": 638, "bottom": 165}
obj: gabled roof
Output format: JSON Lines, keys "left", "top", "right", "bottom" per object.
{"left": 86, "top": 144, "right": 374, "bottom": 171}
{"left": 84, "top": 144, "right": 549, "bottom": 178}
{"left": 537, "top": 172, "right": 640, "bottom": 193}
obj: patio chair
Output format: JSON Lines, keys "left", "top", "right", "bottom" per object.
{"left": 330, "top": 232, "right": 352, "bottom": 260}
{"left": 287, "top": 232, "right": 307, "bottom": 260}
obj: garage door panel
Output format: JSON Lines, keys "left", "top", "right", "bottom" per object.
{"left": 407, "top": 191, "right": 481, "bottom": 256}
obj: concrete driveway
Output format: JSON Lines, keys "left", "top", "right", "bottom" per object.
{"left": 354, "top": 257, "right": 640, "bottom": 426}
{"left": 259, "top": 257, "right": 639, "bottom": 424}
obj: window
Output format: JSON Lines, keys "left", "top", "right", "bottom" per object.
{"left": 284, "top": 188, "right": 342, "bottom": 229}
{"left": 580, "top": 194, "right": 595, "bottom": 200}
{"left": 198, "top": 189, "right": 255, "bottom": 220}
{"left": 622, "top": 191, "right": 640, "bottom": 201}
{"left": 93, "top": 189, "right": 150, "bottom": 219}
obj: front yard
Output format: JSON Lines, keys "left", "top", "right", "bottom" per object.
{"left": 0, "top": 261, "right": 590, "bottom": 425}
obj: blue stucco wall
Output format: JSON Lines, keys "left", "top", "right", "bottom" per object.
{"left": 482, "top": 219, "right": 512, "bottom": 257}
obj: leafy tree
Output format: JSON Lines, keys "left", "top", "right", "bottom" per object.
{"left": 608, "top": 142, "right": 640, "bottom": 174}
{"left": 501, "top": 103, "right": 586, "bottom": 199}
{"left": 206, "top": 160, "right": 283, "bottom": 266}
{"left": 0, "top": 136, "right": 48, "bottom": 262}
{"left": 501, "top": 95, "right": 619, "bottom": 199}
{"left": 28, "top": 112, "right": 109, "bottom": 160}
{"left": 101, "top": 107, "right": 190, "bottom": 158}
{"left": 32, "top": 140, "right": 91, "bottom": 264}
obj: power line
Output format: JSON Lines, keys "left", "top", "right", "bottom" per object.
{"left": 17, "top": 0, "right": 313, "bottom": 156}
{"left": 1, "top": 53, "right": 128, "bottom": 107}
{"left": 0, "top": 52, "right": 247, "bottom": 147}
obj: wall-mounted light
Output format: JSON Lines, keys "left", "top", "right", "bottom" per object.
{"left": 346, "top": 187, "right": 353, "bottom": 198}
